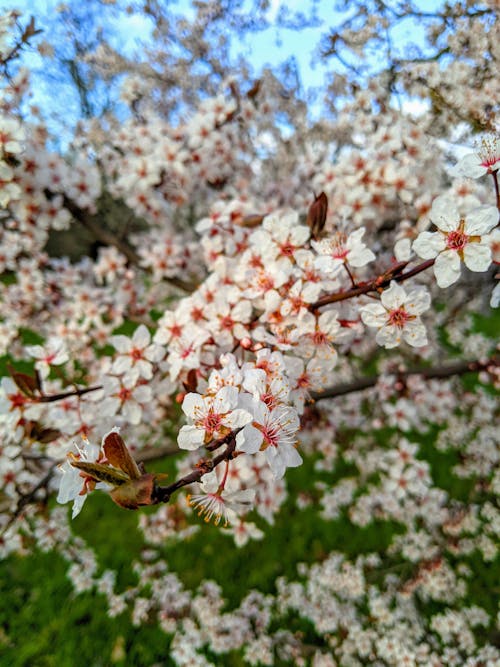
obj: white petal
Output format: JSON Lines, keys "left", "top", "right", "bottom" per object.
{"left": 462, "top": 242, "right": 492, "bottom": 272}
{"left": 430, "top": 197, "right": 460, "bottom": 231}
{"left": 376, "top": 325, "right": 401, "bottom": 349}
{"left": 182, "top": 392, "right": 204, "bottom": 418}
{"left": 122, "top": 401, "right": 141, "bottom": 425}
{"left": 236, "top": 424, "right": 263, "bottom": 454}
{"left": 405, "top": 287, "right": 431, "bottom": 315}
{"left": 349, "top": 246, "right": 376, "bottom": 267}
{"left": 315, "top": 255, "right": 343, "bottom": 275}
{"left": 178, "top": 424, "right": 204, "bottom": 450}
{"left": 360, "top": 303, "right": 387, "bottom": 328}
{"left": 264, "top": 447, "right": 286, "bottom": 479}
{"left": 133, "top": 324, "right": 151, "bottom": 348}
{"left": 282, "top": 444, "right": 303, "bottom": 469}
{"left": 318, "top": 310, "right": 340, "bottom": 334}
{"left": 456, "top": 153, "right": 486, "bottom": 179}
{"left": 110, "top": 335, "right": 131, "bottom": 353}
{"left": 145, "top": 344, "right": 165, "bottom": 363}
{"left": 380, "top": 282, "right": 405, "bottom": 309}
{"left": 224, "top": 408, "right": 253, "bottom": 429}
{"left": 213, "top": 386, "right": 239, "bottom": 413}
{"left": 434, "top": 250, "right": 461, "bottom": 288}
{"left": 413, "top": 231, "right": 445, "bottom": 259}
{"left": 463, "top": 206, "right": 498, "bottom": 235}
{"left": 133, "top": 385, "right": 152, "bottom": 403}
{"left": 402, "top": 321, "right": 427, "bottom": 347}
{"left": 112, "top": 356, "right": 132, "bottom": 375}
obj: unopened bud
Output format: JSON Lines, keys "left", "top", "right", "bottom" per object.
{"left": 306, "top": 192, "right": 328, "bottom": 240}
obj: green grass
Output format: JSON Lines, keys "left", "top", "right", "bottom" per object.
{"left": 0, "top": 422, "right": 498, "bottom": 666}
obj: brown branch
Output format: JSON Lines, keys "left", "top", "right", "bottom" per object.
{"left": 311, "top": 259, "right": 434, "bottom": 310}
{"left": 152, "top": 433, "right": 238, "bottom": 504}
{"left": 38, "top": 384, "right": 102, "bottom": 403}
{"left": 136, "top": 443, "right": 178, "bottom": 463}
{"left": 46, "top": 191, "right": 196, "bottom": 293}
{"left": 311, "top": 357, "right": 497, "bottom": 401}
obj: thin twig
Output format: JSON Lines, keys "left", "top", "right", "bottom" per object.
{"left": 311, "top": 357, "right": 497, "bottom": 401}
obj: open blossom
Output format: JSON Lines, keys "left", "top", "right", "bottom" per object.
{"left": 456, "top": 135, "right": 500, "bottom": 179}
{"left": 312, "top": 228, "right": 375, "bottom": 275}
{"left": 237, "top": 401, "right": 302, "bottom": 479}
{"left": 188, "top": 470, "right": 255, "bottom": 526}
{"left": 26, "top": 336, "right": 69, "bottom": 379}
{"left": 0, "top": 117, "right": 24, "bottom": 154}
{"left": 57, "top": 436, "right": 104, "bottom": 519}
{"left": 360, "top": 281, "right": 430, "bottom": 349}
{"left": 110, "top": 324, "right": 164, "bottom": 380}
{"left": 178, "top": 386, "right": 252, "bottom": 450}
{"left": 100, "top": 374, "right": 152, "bottom": 425}
{"left": 412, "top": 197, "right": 498, "bottom": 288}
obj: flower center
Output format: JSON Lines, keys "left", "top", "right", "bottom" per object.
{"left": 118, "top": 387, "right": 132, "bottom": 402}
{"left": 220, "top": 315, "right": 234, "bottom": 330}
{"left": 328, "top": 233, "right": 349, "bottom": 259}
{"left": 446, "top": 229, "right": 468, "bottom": 251}
{"left": 479, "top": 136, "right": 500, "bottom": 172}
{"left": 202, "top": 411, "right": 223, "bottom": 433}
{"left": 10, "top": 392, "right": 27, "bottom": 409}
{"left": 311, "top": 330, "right": 329, "bottom": 345}
{"left": 260, "top": 423, "right": 280, "bottom": 448}
{"left": 279, "top": 241, "right": 295, "bottom": 257}
{"left": 388, "top": 307, "right": 411, "bottom": 329}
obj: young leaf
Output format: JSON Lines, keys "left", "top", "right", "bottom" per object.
{"left": 103, "top": 430, "right": 141, "bottom": 480}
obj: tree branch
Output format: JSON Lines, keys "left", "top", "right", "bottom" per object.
{"left": 152, "top": 432, "right": 238, "bottom": 503}
{"left": 311, "top": 357, "right": 497, "bottom": 401}
{"left": 47, "top": 191, "right": 196, "bottom": 293}
{"left": 310, "top": 259, "right": 434, "bottom": 310}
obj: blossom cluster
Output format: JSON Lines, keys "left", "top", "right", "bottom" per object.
{"left": 0, "top": 5, "right": 498, "bottom": 665}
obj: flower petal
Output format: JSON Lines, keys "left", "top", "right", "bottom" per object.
{"left": 430, "top": 197, "right": 459, "bottom": 231}
{"left": 463, "top": 242, "right": 492, "bottom": 272}
{"left": 434, "top": 250, "right": 461, "bottom": 288}
{"left": 413, "top": 231, "right": 445, "bottom": 259}
{"left": 360, "top": 303, "right": 387, "bottom": 328}
{"left": 463, "top": 206, "right": 498, "bottom": 235}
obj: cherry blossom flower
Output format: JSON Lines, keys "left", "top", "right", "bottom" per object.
{"left": 249, "top": 211, "right": 310, "bottom": 266}
{"left": 178, "top": 386, "right": 252, "bottom": 450}
{"left": 188, "top": 470, "right": 255, "bottom": 526}
{"left": 57, "top": 436, "right": 104, "bottom": 519}
{"left": 0, "top": 376, "right": 41, "bottom": 436}
{"left": 294, "top": 310, "right": 341, "bottom": 359}
{"left": 165, "top": 326, "right": 211, "bottom": 381}
{"left": 208, "top": 295, "right": 252, "bottom": 348}
{"left": 110, "top": 324, "right": 164, "bottom": 380}
{"left": 0, "top": 117, "right": 24, "bottom": 154}
{"left": 456, "top": 135, "right": 500, "bottom": 179}
{"left": 26, "top": 336, "right": 69, "bottom": 379}
{"left": 237, "top": 402, "right": 302, "bottom": 478}
{"left": 313, "top": 228, "right": 375, "bottom": 275}
{"left": 100, "top": 374, "right": 152, "bottom": 425}
{"left": 412, "top": 197, "right": 498, "bottom": 288}
{"left": 360, "top": 281, "right": 430, "bottom": 348}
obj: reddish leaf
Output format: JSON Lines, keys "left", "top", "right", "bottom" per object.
{"left": 238, "top": 214, "right": 264, "bottom": 228}
{"left": 103, "top": 431, "right": 141, "bottom": 480}
{"left": 8, "top": 364, "right": 42, "bottom": 398}
{"left": 110, "top": 474, "right": 156, "bottom": 509}
{"left": 69, "top": 458, "right": 130, "bottom": 486}
{"left": 183, "top": 369, "right": 198, "bottom": 394}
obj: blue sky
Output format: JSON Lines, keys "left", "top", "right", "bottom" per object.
{"left": 3, "top": 0, "right": 439, "bottom": 127}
